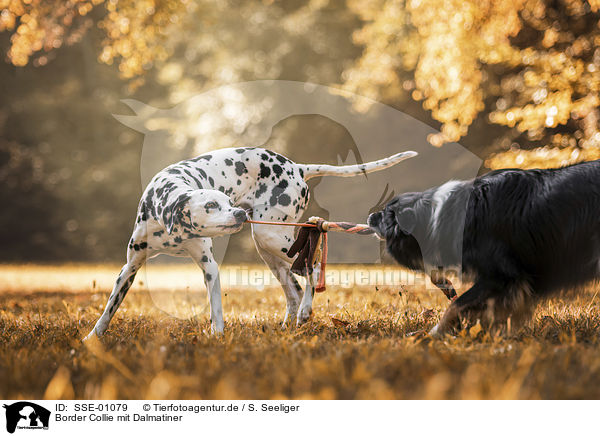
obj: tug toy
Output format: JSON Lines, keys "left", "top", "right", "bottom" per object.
{"left": 246, "top": 217, "right": 374, "bottom": 292}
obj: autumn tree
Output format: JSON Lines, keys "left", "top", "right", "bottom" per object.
{"left": 3, "top": 0, "right": 599, "bottom": 169}
{"left": 343, "top": 0, "right": 600, "bottom": 168}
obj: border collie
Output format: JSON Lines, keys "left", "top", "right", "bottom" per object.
{"left": 367, "top": 160, "right": 600, "bottom": 336}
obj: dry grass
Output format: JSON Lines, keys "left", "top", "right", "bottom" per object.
{"left": 2, "top": 264, "right": 600, "bottom": 400}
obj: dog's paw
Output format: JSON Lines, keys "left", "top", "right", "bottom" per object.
{"left": 82, "top": 330, "right": 105, "bottom": 352}
{"left": 429, "top": 324, "right": 444, "bottom": 338}
{"left": 82, "top": 329, "right": 98, "bottom": 343}
{"left": 210, "top": 321, "right": 225, "bottom": 336}
{"left": 211, "top": 328, "right": 224, "bottom": 336}
{"left": 282, "top": 306, "right": 299, "bottom": 327}
{"left": 296, "top": 306, "right": 312, "bottom": 326}
{"left": 281, "top": 317, "right": 295, "bottom": 330}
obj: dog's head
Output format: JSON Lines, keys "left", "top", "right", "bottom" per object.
{"left": 165, "top": 190, "right": 247, "bottom": 236}
{"left": 367, "top": 192, "right": 424, "bottom": 270}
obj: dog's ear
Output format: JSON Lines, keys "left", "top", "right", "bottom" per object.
{"left": 165, "top": 193, "right": 191, "bottom": 234}
{"left": 396, "top": 208, "right": 416, "bottom": 235}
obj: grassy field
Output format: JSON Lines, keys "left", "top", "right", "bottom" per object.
{"left": 2, "top": 264, "right": 600, "bottom": 400}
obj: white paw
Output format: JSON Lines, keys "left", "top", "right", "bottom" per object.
{"left": 211, "top": 322, "right": 224, "bottom": 335}
{"left": 83, "top": 329, "right": 97, "bottom": 342}
{"left": 296, "top": 306, "right": 312, "bottom": 326}
{"left": 282, "top": 310, "right": 297, "bottom": 329}
{"left": 83, "top": 324, "right": 105, "bottom": 342}
{"left": 429, "top": 324, "right": 443, "bottom": 338}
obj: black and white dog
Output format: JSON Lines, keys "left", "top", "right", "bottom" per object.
{"left": 368, "top": 160, "right": 600, "bottom": 336}
{"left": 85, "top": 147, "right": 417, "bottom": 339}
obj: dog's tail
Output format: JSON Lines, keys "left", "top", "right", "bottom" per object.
{"left": 299, "top": 151, "right": 417, "bottom": 180}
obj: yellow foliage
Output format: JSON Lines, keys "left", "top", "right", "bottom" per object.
{"left": 486, "top": 141, "right": 600, "bottom": 169}
{"left": 2, "top": 0, "right": 599, "bottom": 166}
{"left": 1, "top": 0, "right": 96, "bottom": 67}
{"left": 97, "top": 0, "right": 190, "bottom": 80}
{"left": 1, "top": 0, "right": 189, "bottom": 81}
{"left": 343, "top": 0, "right": 600, "bottom": 164}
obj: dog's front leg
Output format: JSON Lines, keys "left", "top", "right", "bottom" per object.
{"left": 186, "top": 239, "right": 224, "bottom": 334}
{"left": 430, "top": 279, "right": 497, "bottom": 337}
{"left": 430, "top": 273, "right": 458, "bottom": 301}
{"left": 85, "top": 240, "right": 147, "bottom": 341}
{"left": 205, "top": 262, "right": 224, "bottom": 334}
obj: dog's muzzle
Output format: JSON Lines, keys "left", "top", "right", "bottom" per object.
{"left": 233, "top": 208, "right": 248, "bottom": 224}
{"left": 367, "top": 212, "right": 384, "bottom": 239}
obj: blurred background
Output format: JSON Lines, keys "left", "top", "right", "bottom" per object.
{"left": 1, "top": 0, "right": 599, "bottom": 264}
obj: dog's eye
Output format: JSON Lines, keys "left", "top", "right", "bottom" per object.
{"left": 205, "top": 201, "right": 218, "bottom": 209}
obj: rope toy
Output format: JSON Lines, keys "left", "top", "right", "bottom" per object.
{"left": 246, "top": 218, "right": 457, "bottom": 301}
{"left": 246, "top": 217, "right": 374, "bottom": 292}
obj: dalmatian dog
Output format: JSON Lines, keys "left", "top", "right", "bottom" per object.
{"left": 85, "top": 147, "right": 416, "bottom": 338}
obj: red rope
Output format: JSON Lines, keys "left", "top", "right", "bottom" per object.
{"left": 316, "top": 231, "right": 327, "bottom": 292}
{"left": 246, "top": 219, "right": 317, "bottom": 228}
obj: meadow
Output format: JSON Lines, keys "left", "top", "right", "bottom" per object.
{"left": 1, "top": 264, "right": 600, "bottom": 400}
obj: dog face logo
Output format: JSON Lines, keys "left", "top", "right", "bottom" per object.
{"left": 116, "top": 81, "right": 482, "bottom": 265}
{"left": 116, "top": 80, "right": 482, "bottom": 317}
{"left": 3, "top": 402, "right": 50, "bottom": 433}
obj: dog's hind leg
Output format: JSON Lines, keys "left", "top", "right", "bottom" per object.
{"left": 185, "top": 238, "right": 224, "bottom": 334}
{"left": 85, "top": 238, "right": 147, "bottom": 340}
{"left": 297, "top": 262, "right": 320, "bottom": 326}
{"left": 251, "top": 222, "right": 305, "bottom": 327}
{"left": 255, "top": 245, "right": 303, "bottom": 327}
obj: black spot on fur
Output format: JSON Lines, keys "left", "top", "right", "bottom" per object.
{"left": 235, "top": 161, "right": 248, "bottom": 176}
{"left": 278, "top": 194, "right": 291, "bottom": 206}
{"left": 275, "top": 154, "right": 288, "bottom": 164}
{"left": 259, "top": 163, "right": 271, "bottom": 178}
{"left": 225, "top": 158, "right": 233, "bottom": 166}
{"left": 190, "top": 154, "right": 212, "bottom": 162}
{"left": 255, "top": 183, "right": 268, "bottom": 198}
{"left": 272, "top": 164, "right": 283, "bottom": 177}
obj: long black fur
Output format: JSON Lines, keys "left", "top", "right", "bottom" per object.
{"left": 368, "top": 160, "right": 600, "bottom": 333}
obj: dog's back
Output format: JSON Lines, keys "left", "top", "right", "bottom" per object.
{"left": 464, "top": 160, "right": 600, "bottom": 295}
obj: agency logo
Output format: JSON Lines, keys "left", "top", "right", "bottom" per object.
{"left": 114, "top": 80, "right": 482, "bottom": 317}
{"left": 2, "top": 402, "right": 50, "bottom": 434}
